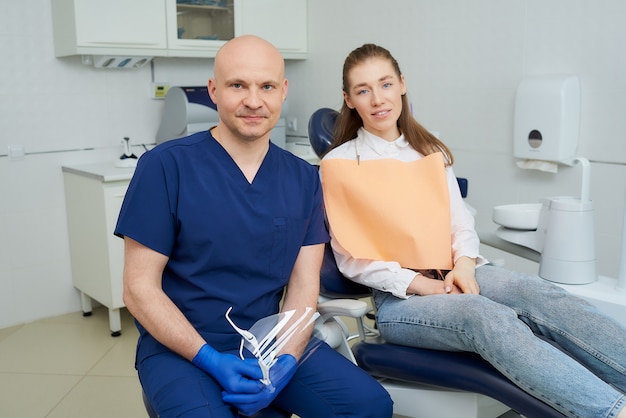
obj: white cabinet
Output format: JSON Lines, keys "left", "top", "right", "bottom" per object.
{"left": 51, "top": 0, "right": 168, "bottom": 57}
{"left": 168, "top": 0, "right": 308, "bottom": 59}
{"left": 51, "top": 0, "right": 307, "bottom": 60}
{"left": 236, "top": 0, "right": 307, "bottom": 59}
{"left": 165, "top": 1, "right": 235, "bottom": 57}
{"left": 62, "top": 163, "right": 134, "bottom": 336}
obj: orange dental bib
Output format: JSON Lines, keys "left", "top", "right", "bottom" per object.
{"left": 321, "top": 152, "right": 453, "bottom": 270}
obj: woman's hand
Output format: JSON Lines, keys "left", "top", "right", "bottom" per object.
{"left": 406, "top": 257, "right": 479, "bottom": 296}
{"left": 407, "top": 274, "right": 462, "bottom": 296}
{"left": 443, "top": 257, "right": 479, "bottom": 295}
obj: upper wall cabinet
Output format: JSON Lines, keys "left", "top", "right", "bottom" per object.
{"left": 165, "top": 0, "right": 235, "bottom": 58}
{"left": 51, "top": 0, "right": 307, "bottom": 61}
{"left": 51, "top": 0, "right": 168, "bottom": 57}
{"left": 236, "top": 0, "right": 307, "bottom": 60}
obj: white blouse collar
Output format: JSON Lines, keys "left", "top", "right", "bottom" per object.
{"left": 358, "top": 127, "right": 409, "bottom": 156}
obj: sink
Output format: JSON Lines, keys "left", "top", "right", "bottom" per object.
{"left": 492, "top": 203, "right": 542, "bottom": 230}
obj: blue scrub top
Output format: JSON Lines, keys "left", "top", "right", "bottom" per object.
{"left": 115, "top": 131, "right": 329, "bottom": 360}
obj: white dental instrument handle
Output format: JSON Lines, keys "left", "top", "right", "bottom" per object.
{"left": 259, "top": 359, "right": 271, "bottom": 387}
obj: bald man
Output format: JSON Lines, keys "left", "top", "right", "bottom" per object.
{"left": 115, "top": 35, "right": 393, "bottom": 418}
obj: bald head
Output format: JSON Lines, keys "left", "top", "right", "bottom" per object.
{"left": 214, "top": 35, "right": 285, "bottom": 82}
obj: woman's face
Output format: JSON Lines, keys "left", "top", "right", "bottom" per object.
{"left": 344, "top": 57, "right": 406, "bottom": 141}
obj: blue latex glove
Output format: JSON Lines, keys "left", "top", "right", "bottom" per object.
{"left": 192, "top": 344, "right": 264, "bottom": 394}
{"left": 222, "top": 354, "right": 298, "bottom": 416}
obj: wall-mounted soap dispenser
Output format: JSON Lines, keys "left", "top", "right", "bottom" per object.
{"left": 513, "top": 75, "right": 580, "bottom": 165}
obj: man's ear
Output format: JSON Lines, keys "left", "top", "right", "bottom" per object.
{"left": 208, "top": 78, "right": 218, "bottom": 104}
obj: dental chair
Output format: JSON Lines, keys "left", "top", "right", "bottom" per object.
{"left": 308, "top": 107, "right": 566, "bottom": 418}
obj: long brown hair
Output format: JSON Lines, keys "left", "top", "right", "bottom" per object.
{"left": 328, "top": 43, "right": 454, "bottom": 166}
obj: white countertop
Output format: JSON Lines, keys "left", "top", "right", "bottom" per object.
{"left": 62, "top": 161, "right": 136, "bottom": 182}
{"left": 478, "top": 230, "right": 541, "bottom": 263}
{"left": 559, "top": 275, "right": 626, "bottom": 303}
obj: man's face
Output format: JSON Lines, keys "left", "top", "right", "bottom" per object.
{"left": 208, "top": 39, "right": 288, "bottom": 143}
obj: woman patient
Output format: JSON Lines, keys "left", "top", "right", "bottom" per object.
{"left": 320, "top": 43, "right": 626, "bottom": 418}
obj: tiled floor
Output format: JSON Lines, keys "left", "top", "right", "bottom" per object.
{"left": 0, "top": 307, "right": 145, "bottom": 418}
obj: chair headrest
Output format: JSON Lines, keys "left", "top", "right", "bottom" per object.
{"left": 308, "top": 108, "right": 339, "bottom": 158}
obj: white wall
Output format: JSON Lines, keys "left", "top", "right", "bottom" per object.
{"left": 1, "top": 0, "right": 625, "bottom": 328}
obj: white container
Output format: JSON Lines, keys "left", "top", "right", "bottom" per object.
{"left": 513, "top": 75, "right": 580, "bottom": 165}
{"left": 539, "top": 197, "right": 597, "bottom": 285}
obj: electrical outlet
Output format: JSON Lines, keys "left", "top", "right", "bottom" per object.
{"left": 287, "top": 117, "right": 297, "bottom": 132}
{"left": 151, "top": 82, "right": 170, "bottom": 99}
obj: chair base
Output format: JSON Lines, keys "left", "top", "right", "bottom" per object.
{"left": 381, "top": 379, "right": 510, "bottom": 418}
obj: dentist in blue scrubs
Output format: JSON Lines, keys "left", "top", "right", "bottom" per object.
{"left": 114, "top": 35, "right": 392, "bottom": 418}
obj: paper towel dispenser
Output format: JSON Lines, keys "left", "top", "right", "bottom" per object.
{"left": 513, "top": 75, "right": 580, "bottom": 165}
{"left": 156, "top": 86, "right": 219, "bottom": 144}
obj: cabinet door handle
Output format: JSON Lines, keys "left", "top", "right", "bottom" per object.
{"left": 86, "top": 41, "right": 162, "bottom": 46}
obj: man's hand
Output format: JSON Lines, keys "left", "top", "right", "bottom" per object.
{"left": 222, "top": 354, "right": 297, "bottom": 416}
{"left": 192, "top": 344, "right": 264, "bottom": 393}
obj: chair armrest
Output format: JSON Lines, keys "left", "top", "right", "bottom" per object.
{"left": 317, "top": 299, "right": 369, "bottom": 319}
{"left": 314, "top": 299, "right": 369, "bottom": 362}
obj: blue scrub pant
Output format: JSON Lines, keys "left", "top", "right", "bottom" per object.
{"left": 138, "top": 340, "right": 393, "bottom": 418}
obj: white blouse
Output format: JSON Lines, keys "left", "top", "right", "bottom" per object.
{"left": 322, "top": 128, "right": 488, "bottom": 299}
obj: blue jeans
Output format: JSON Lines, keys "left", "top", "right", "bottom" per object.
{"left": 374, "top": 264, "right": 626, "bottom": 418}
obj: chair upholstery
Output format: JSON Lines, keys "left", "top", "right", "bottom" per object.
{"left": 309, "top": 107, "right": 566, "bottom": 418}
{"left": 308, "top": 107, "right": 338, "bottom": 158}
